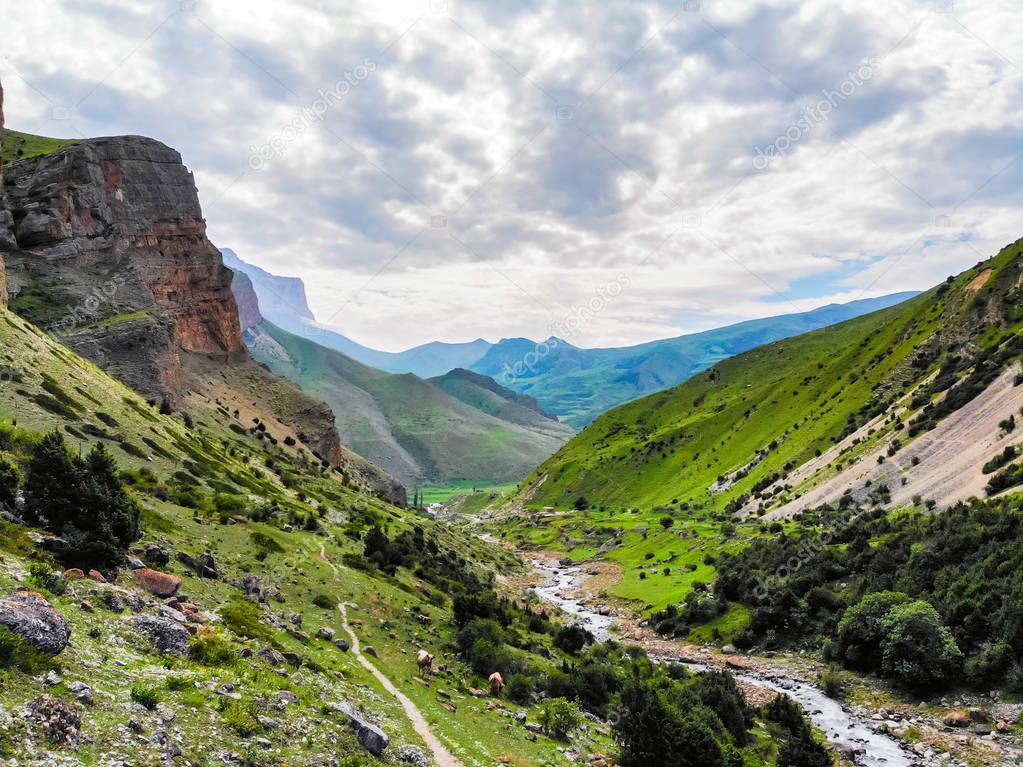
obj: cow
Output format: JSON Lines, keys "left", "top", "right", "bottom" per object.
{"left": 489, "top": 671, "right": 504, "bottom": 697}
{"left": 416, "top": 650, "right": 435, "bottom": 675}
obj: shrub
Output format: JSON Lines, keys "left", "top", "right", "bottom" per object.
{"left": 0, "top": 456, "right": 20, "bottom": 507}
{"left": 554, "top": 624, "right": 594, "bottom": 656}
{"left": 190, "top": 632, "right": 237, "bottom": 666}
{"left": 538, "top": 697, "right": 582, "bottom": 740}
{"left": 312, "top": 594, "right": 334, "bottom": 610}
{"left": 835, "top": 591, "right": 913, "bottom": 670}
{"left": 28, "top": 564, "right": 68, "bottom": 596}
{"left": 0, "top": 626, "right": 50, "bottom": 673}
{"left": 131, "top": 685, "right": 161, "bottom": 710}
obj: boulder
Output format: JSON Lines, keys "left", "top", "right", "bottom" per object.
{"left": 67, "top": 681, "right": 94, "bottom": 706}
{"left": 333, "top": 707, "right": 388, "bottom": 760}
{"left": 0, "top": 591, "right": 71, "bottom": 655}
{"left": 87, "top": 570, "right": 106, "bottom": 583}
{"left": 136, "top": 569, "right": 181, "bottom": 598}
{"left": 395, "top": 745, "right": 429, "bottom": 766}
{"left": 63, "top": 568, "right": 85, "bottom": 580}
{"left": 132, "top": 615, "right": 190, "bottom": 655}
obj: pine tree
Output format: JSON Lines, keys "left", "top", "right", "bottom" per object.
{"left": 23, "top": 430, "right": 78, "bottom": 529}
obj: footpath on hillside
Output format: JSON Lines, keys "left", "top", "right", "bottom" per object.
{"left": 319, "top": 543, "right": 463, "bottom": 767}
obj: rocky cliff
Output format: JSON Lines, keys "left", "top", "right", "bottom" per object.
{"left": 221, "top": 248, "right": 314, "bottom": 324}
{"left": 0, "top": 135, "right": 246, "bottom": 401}
{"left": 230, "top": 268, "right": 262, "bottom": 331}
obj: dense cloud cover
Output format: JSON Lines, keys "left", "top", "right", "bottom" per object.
{"left": 2, "top": 0, "right": 1021, "bottom": 349}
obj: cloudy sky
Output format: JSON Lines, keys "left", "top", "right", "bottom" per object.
{"left": 2, "top": 0, "right": 1022, "bottom": 350}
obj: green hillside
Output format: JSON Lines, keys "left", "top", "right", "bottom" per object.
{"left": 428, "top": 367, "right": 562, "bottom": 428}
{"left": 1, "top": 129, "right": 77, "bottom": 165}
{"left": 517, "top": 238, "right": 1023, "bottom": 513}
{"left": 245, "top": 320, "right": 573, "bottom": 488}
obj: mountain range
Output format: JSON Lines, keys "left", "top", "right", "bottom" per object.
{"left": 223, "top": 249, "right": 918, "bottom": 427}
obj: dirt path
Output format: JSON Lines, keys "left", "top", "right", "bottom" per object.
{"left": 319, "top": 544, "right": 463, "bottom": 767}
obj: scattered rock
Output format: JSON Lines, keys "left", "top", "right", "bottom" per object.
{"left": 87, "top": 569, "right": 106, "bottom": 583}
{"left": 364, "top": 645, "right": 378, "bottom": 658}
{"left": 257, "top": 646, "right": 285, "bottom": 666}
{"left": 136, "top": 569, "right": 181, "bottom": 598}
{"left": 395, "top": 744, "right": 429, "bottom": 766}
{"left": 333, "top": 638, "right": 351, "bottom": 652}
{"left": 67, "top": 681, "right": 94, "bottom": 706}
{"left": 126, "top": 556, "right": 146, "bottom": 570}
{"left": 132, "top": 615, "right": 190, "bottom": 655}
{"left": 63, "top": 568, "right": 85, "bottom": 580}
{"left": 0, "top": 591, "right": 71, "bottom": 655}
{"left": 316, "top": 625, "right": 335, "bottom": 640}
{"left": 25, "top": 694, "right": 82, "bottom": 746}
{"left": 44, "top": 670, "right": 62, "bottom": 686}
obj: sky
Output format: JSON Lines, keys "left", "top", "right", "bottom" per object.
{"left": 2, "top": 0, "right": 1022, "bottom": 351}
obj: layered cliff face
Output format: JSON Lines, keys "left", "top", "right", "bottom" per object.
{"left": 0, "top": 135, "right": 246, "bottom": 401}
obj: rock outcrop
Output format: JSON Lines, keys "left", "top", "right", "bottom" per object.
{"left": 132, "top": 614, "right": 190, "bottom": 655}
{"left": 0, "top": 591, "right": 71, "bottom": 655}
{"left": 0, "top": 135, "right": 246, "bottom": 403}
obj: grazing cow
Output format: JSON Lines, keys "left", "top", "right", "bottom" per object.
{"left": 416, "top": 650, "right": 435, "bottom": 674}
{"left": 489, "top": 671, "right": 504, "bottom": 697}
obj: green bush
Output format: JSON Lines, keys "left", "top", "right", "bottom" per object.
{"left": 130, "top": 685, "right": 161, "bottom": 710}
{"left": 879, "top": 601, "right": 963, "bottom": 691}
{"left": 0, "top": 456, "right": 20, "bottom": 507}
{"left": 28, "top": 564, "right": 68, "bottom": 596}
{"left": 0, "top": 626, "right": 50, "bottom": 673}
{"left": 190, "top": 632, "right": 237, "bottom": 666}
{"left": 538, "top": 697, "right": 581, "bottom": 740}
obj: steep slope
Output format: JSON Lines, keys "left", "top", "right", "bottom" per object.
{"left": 429, "top": 367, "right": 562, "bottom": 428}
{"left": 471, "top": 293, "right": 919, "bottom": 426}
{"left": 517, "top": 238, "right": 1023, "bottom": 513}
{"left": 242, "top": 318, "right": 572, "bottom": 488}
{"left": 0, "top": 299, "right": 606, "bottom": 766}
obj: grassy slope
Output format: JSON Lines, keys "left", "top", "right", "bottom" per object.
{"left": 428, "top": 367, "right": 570, "bottom": 434}
{"left": 245, "top": 320, "right": 571, "bottom": 487}
{"left": 1, "top": 129, "right": 78, "bottom": 165}
{"left": 471, "top": 293, "right": 918, "bottom": 427}
{"left": 0, "top": 303, "right": 615, "bottom": 766}
{"left": 517, "top": 239, "right": 1023, "bottom": 514}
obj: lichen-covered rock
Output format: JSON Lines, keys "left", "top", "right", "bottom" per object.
{"left": 331, "top": 702, "right": 390, "bottom": 757}
{"left": 25, "top": 694, "right": 82, "bottom": 745}
{"left": 132, "top": 614, "right": 190, "bottom": 655}
{"left": 0, "top": 591, "right": 71, "bottom": 655}
{"left": 136, "top": 568, "right": 181, "bottom": 598}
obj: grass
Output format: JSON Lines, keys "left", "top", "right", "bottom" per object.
{"left": 1, "top": 129, "right": 77, "bottom": 165}
{"left": 420, "top": 481, "right": 516, "bottom": 505}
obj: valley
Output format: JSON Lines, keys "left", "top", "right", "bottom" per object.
{"left": 2, "top": 23, "right": 1023, "bottom": 766}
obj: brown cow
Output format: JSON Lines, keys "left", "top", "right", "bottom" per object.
{"left": 416, "top": 650, "right": 435, "bottom": 674}
{"left": 489, "top": 671, "right": 504, "bottom": 697}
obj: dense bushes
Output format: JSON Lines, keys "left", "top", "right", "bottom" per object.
{"left": 21, "top": 431, "right": 140, "bottom": 569}
{"left": 712, "top": 497, "right": 1023, "bottom": 688}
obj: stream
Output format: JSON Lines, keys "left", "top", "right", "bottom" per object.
{"left": 531, "top": 559, "right": 915, "bottom": 767}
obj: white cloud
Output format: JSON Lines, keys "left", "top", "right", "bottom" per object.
{"left": 2, "top": 0, "right": 1022, "bottom": 351}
